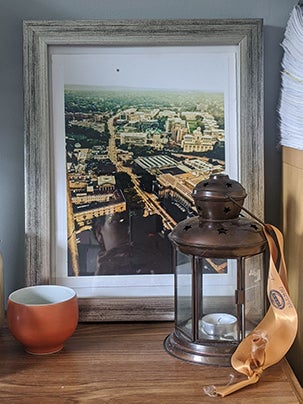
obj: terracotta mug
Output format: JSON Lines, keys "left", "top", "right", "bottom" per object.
{"left": 7, "top": 285, "right": 78, "bottom": 354}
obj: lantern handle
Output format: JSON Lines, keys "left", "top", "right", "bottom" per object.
{"left": 226, "top": 195, "right": 266, "bottom": 227}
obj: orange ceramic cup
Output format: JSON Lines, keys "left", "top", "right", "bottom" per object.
{"left": 7, "top": 285, "right": 78, "bottom": 354}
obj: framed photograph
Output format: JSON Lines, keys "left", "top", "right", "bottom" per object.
{"left": 24, "top": 19, "right": 263, "bottom": 321}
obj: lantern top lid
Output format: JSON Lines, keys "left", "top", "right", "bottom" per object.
{"left": 169, "top": 173, "right": 267, "bottom": 258}
{"left": 192, "top": 173, "right": 247, "bottom": 221}
{"left": 193, "top": 173, "right": 246, "bottom": 201}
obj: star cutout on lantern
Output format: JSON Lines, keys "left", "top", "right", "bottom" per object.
{"left": 224, "top": 207, "right": 231, "bottom": 213}
{"left": 226, "top": 182, "right": 232, "bottom": 188}
{"left": 217, "top": 227, "right": 227, "bottom": 234}
{"left": 183, "top": 225, "right": 192, "bottom": 231}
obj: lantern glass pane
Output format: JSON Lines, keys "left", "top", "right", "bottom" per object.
{"left": 199, "top": 258, "right": 238, "bottom": 342}
{"left": 244, "top": 254, "right": 265, "bottom": 335}
{"left": 175, "top": 250, "right": 192, "bottom": 339}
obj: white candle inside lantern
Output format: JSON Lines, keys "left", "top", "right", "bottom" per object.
{"left": 202, "top": 313, "right": 237, "bottom": 337}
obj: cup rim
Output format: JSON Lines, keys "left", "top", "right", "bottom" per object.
{"left": 8, "top": 285, "right": 77, "bottom": 306}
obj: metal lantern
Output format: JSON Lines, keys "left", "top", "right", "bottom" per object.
{"left": 164, "top": 174, "right": 267, "bottom": 366}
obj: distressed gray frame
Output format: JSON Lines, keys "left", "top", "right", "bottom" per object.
{"left": 24, "top": 19, "right": 263, "bottom": 322}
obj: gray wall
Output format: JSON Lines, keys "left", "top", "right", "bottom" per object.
{"left": 0, "top": 0, "right": 297, "bottom": 352}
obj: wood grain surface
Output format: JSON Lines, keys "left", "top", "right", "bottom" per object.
{"left": 0, "top": 322, "right": 302, "bottom": 403}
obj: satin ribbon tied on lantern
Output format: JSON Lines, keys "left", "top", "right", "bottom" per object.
{"left": 204, "top": 224, "right": 298, "bottom": 397}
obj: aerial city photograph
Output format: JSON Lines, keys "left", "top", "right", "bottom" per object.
{"left": 56, "top": 45, "right": 233, "bottom": 279}
{"left": 65, "top": 85, "right": 225, "bottom": 277}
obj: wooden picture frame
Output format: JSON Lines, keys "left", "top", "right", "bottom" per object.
{"left": 24, "top": 19, "right": 263, "bottom": 321}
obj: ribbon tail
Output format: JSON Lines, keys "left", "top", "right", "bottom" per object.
{"left": 205, "top": 373, "right": 260, "bottom": 398}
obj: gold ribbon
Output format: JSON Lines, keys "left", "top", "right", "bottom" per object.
{"left": 205, "top": 224, "right": 298, "bottom": 397}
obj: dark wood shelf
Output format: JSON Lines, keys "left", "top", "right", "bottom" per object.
{"left": 0, "top": 322, "right": 302, "bottom": 403}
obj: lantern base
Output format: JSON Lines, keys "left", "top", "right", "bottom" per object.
{"left": 164, "top": 328, "right": 238, "bottom": 367}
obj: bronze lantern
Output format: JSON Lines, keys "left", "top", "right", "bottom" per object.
{"left": 164, "top": 174, "right": 267, "bottom": 366}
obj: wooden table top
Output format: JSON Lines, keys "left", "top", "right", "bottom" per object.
{"left": 0, "top": 322, "right": 302, "bottom": 403}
